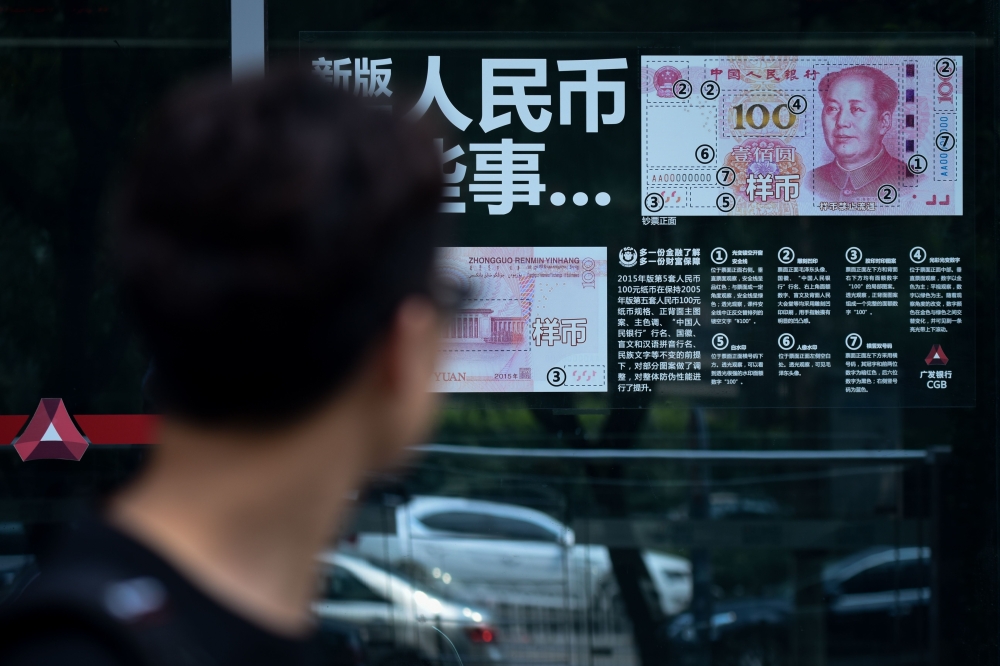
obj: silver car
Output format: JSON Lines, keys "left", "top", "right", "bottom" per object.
{"left": 342, "top": 495, "right": 693, "bottom": 614}
{"left": 314, "top": 552, "right": 504, "bottom": 666}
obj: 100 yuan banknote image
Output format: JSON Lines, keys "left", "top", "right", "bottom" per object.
{"left": 433, "top": 247, "right": 607, "bottom": 393}
{"left": 641, "top": 55, "right": 962, "bottom": 216}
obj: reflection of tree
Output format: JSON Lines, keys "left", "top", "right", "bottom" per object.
{"left": 0, "top": 2, "right": 228, "bottom": 414}
{"left": 0, "top": 3, "right": 229, "bottom": 511}
{"left": 51, "top": 37, "right": 137, "bottom": 413}
{"left": 533, "top": 395, "right": 667, "bottom": 666}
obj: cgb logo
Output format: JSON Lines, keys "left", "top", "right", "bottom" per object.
{"left": 13, "top": 398, "right": 88, "bottom": 461}
{"left": 925, "top": 344, "right": 949, "bottom": 366}
{"left": 619, "top": 247, "right": 638, "bottom": 268}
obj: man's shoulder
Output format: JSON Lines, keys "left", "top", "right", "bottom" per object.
{"left": 4, "top": 518, "right": 326, "bottom": 666}
{"left": 1, "top": 627, "right": 128, "bottom": 666}
{"left": 0, "top": 519, "right": 195, "bottom": 666}
{"left": 0, "top": 560, "right": 142, "bottom": 666}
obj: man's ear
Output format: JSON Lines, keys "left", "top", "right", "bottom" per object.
{"left": 363, "top": 296, "right": 443, "bottom": 469}
{"left": 379, "top": 296, "right": 442, "bottom": 393}
{"left": 879, "top": 110, "right": 892, "bottom": 136}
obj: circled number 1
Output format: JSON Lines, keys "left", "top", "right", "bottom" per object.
{"left": 907, "top": 154, "right": 928, "bottom": 175}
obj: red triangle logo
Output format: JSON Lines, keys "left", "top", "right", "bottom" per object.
{"left": 13, "top": 399, "right": 89, "bottom": 461}
{"left": 925, "top": 344, "right": 949, "bottom": 366}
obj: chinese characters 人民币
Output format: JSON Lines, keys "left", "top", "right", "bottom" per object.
{"left": 808, "top": 65, "right": 910, "bottom": 202}
{"left": 313, "top": 55, "right": 628, "bottom": 216}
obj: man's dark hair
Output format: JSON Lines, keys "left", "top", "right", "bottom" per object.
{"left": 113, "top": 69, "right": 445, "bottom": 425}
{"left": 818, "top": 65, "right": 899, "bottom": 116}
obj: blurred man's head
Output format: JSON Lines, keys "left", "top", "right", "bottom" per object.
{"left": 113, "top": 69, "right": 447, "bottom": 464}
{"left": 818, "top": 65, "right": 898, "bottom": 169}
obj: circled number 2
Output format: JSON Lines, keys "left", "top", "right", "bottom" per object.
{"left": 935, "top": 58, "right": 956, "bottom": 78}
{"left": 878, "top": 184, "right": 897, "bottom": 204}
{"left": 701, "top": 80, "right": 720, "bottom": 100}
{"left": 673, "top": 79, "right": 692, "bottom": 99}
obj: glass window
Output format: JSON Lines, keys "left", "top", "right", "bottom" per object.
{"left": 278, "top": 15, "right": 997, "bottom": 666}
{"left": 419, "top": 511, "right": 560, "bottom": 542}
{"left": 0, "top": 2, "right": 994, "bottom": 666}
{"left": 841, "top": 562, "right": 901, "bottom": 595}
{"left": 840, "top": 556, "right": 930, "bottom": 595}
{"left": 897, "top": 560, "right": 931, "bottom": 590}
{"left": 418, "top": 511, "right": 487, "bottom": 535}
{"left": 487, "top": 516, "right": 560, "bottom": 543}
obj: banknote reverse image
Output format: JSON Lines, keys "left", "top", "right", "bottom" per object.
{"left": 433, "top": 247, "right": 608, "bottom": 392}
{"left": 641, "top": 55, "right": 962, "bottom": 216}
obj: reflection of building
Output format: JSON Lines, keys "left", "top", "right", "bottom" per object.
{"left": 486, "top": 317, "right": 525, "bottom": 344}
{"left": 447, "top": 309, "right": 490, "bottom": 340}
{"left": 445, "top": 309, "right": 525, "bottom": 345}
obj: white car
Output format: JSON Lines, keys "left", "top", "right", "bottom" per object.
{"left": 314, "top": 552, "right": 504, "bottom": 666}
{"left": 340, "top": 496, "right": 692, "bottom": 615}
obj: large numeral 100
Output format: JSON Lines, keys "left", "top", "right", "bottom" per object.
{"left": 733, "top": 103, "right": 797, "bottom": 130}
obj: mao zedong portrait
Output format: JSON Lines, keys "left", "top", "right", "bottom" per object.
{"left": 808, "top": 65, "right": 909, "bottom": 202}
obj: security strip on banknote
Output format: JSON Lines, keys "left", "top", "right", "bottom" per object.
{"left": 641, "top": 56, "right": 962, "bottom": 216}
{"left": 433, "top": 247, "right": 608, "bottom": 392}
